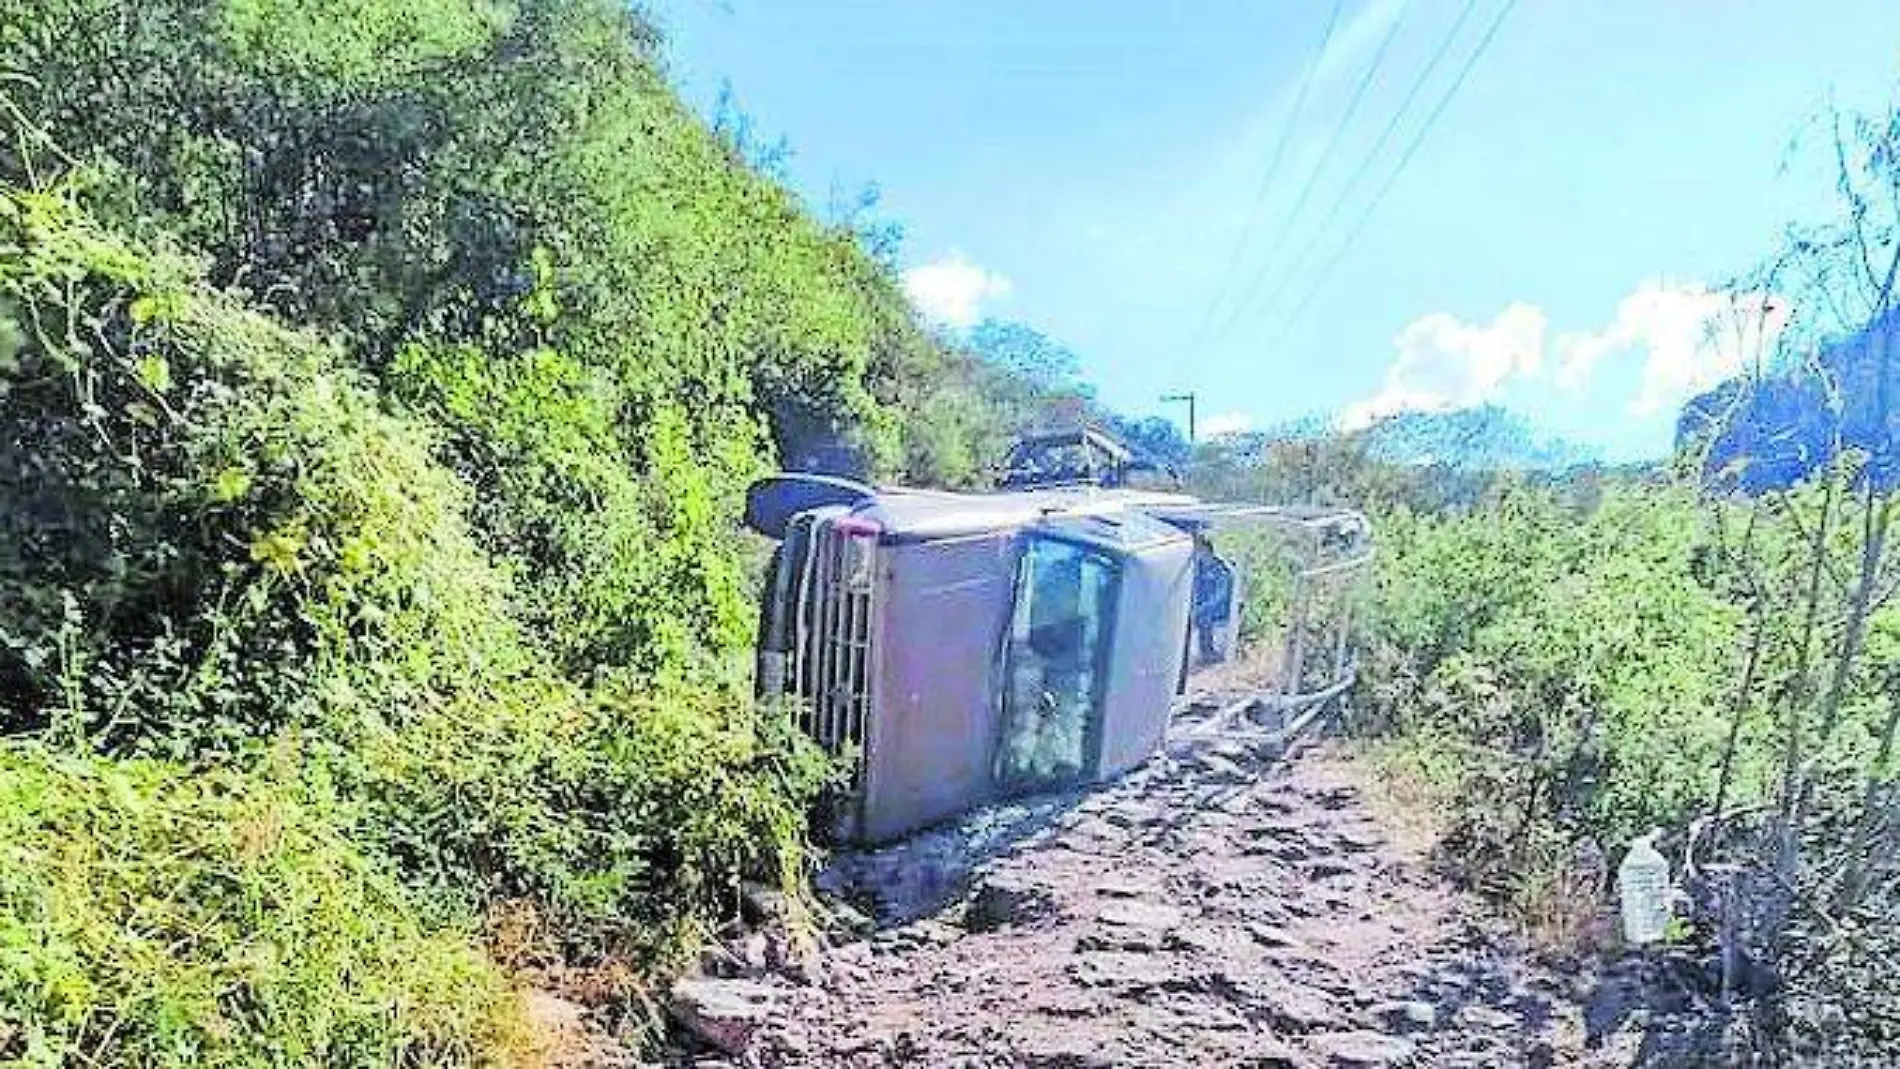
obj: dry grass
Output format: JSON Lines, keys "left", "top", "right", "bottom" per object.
{"left": 1346, "top": 735, "right": 1618, "bottom": 956}
{"left": 1518, "top": 850, "right": 1615, "bottom": 957}
{"left": 1345, "top": 737, "right": 1459, "bottom": 862}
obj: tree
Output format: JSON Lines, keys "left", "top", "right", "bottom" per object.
{"left": 1690, "top": 98, "right": 1900, "bottom": 1054}
{"left": 1104, "top": 414, "right": 1191, "bottom": 468}
{"left": 967, "top": 318, "right": 1089, "bottom": 393}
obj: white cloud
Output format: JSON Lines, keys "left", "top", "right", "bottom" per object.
{"left": 1199, "top": 411, "right": 1253, "bottom": 438}
{"left": 901, "top": 252, "right": 1011, "bottom": 329}
{"left": 1555, "top": 282, "right": 1789, "bottom": 413}
{"left": 1342, "top": 302, "right": 1548, "bottom": 430}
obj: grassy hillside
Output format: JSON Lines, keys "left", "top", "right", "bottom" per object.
{"left": 11, "top": 0, "right": 928, "bottom": 679}
{"left": 0, "top": 743, "right": 530, "bottom": 1065}
{"left": 0, "top": 169, "right": 840, "bottom": 1059}
{"left": 0, "top": 0, "right": 970, "bottom": 1061}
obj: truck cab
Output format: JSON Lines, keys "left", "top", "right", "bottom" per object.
{"left": 747, "top": 476, "right": 1196, "bottom": 843}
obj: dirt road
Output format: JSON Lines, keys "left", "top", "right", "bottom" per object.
{"left": 657, "top": 725, "right": 1643, "bottom": 1068}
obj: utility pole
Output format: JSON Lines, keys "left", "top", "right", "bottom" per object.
{"left": 1161, "top": 392, "right": 1197, "bottom": 442}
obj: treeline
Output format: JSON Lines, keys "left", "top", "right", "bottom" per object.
{"left": 0, "top": 0, "right": 1129, "bottom": 1062}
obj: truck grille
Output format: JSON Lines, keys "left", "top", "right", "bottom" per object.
{"left": 790, "top": 516, "right": 876, "bottom": 780}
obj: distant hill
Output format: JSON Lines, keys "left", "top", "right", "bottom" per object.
{"left": 1357, "top": 405, "right": 1599, "bottom": 470}
{"left": 1233, "top": 405, "right": 1598, "bottom": 472}
{"left": 1678, "top": 312, "right": 1900, "bottom": 492}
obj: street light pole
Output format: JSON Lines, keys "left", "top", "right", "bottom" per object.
{"left": 1161, "top": 392, "right": 1197, "bottom": 443}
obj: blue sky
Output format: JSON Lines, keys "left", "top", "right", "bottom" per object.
{"left": 653, "top": 1, "right": 1900, "bottom": 460}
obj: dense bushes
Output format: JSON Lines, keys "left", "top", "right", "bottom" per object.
{"left": 0, "top": 181, "right": 512, "bottom": 755}
{"left": 0, "top": 176, "right": 834, "bottom": 951}
{"left": 3, "top": 0, "right": 932, "bottom": 684}
{"left": 0, "top": 0, "right": 1182, "bottom": 1039}
{"left": 1355, "top": 487, "right": 1750, "bottom": 900}
{"left": 1334, "top": 451, "right": 1900, "bottom": 1053}
{"left": 0, "top": 742, "right": 527, "bottom": 1066}
{"left": 1188, "top": 110, "right": 1900, "bottom": 1056}
{"left": 1343, "top": 120, "right": 1900, "bottom": 1044}
{"left": 1, "top": 0, "right": 884, "bottom": 1047}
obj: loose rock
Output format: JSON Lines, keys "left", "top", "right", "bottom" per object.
{"left": 668, "top": 978, "right": 778, "bottom": 1056}
{"left": 1315, "top": 1030, "right": 1416, "bottom": 1066}
{"left": 1096, "top": 899, "right": 1187, "bottom": 930}
{"left": 703, "top": 744, "right": 1601, "bottom": 1066}
{"left": 965, "top": 870, "right": 1058, "bottom": 931}
{"left": 1371, "top": 999, "right": 1438, "bottom": 1033}
{"left": 1304, "top": 858, "right": 1358, "bottom": 880}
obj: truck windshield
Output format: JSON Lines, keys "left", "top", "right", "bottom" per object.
{"left": 995, "top": 536, "right": 1119, "bottom": 792}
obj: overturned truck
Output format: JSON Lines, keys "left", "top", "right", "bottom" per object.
{"left": 746, "top": 437, "right": 1370, "bottom": 843}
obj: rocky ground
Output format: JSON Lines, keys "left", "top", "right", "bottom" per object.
{"left": 648, "top": 714, "right": 1665, "bottom": 1068}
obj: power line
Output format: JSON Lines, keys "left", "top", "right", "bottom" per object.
{"left": 1262, "top": 0, "right": 1522, "bottom": 348}
{"left": 1210, "top": 0, "right": 1414, "bottom": 345}
{"left": 1194, "top": 0, "right": 1345, "bottom": 344}
{"left": 1247, "top": 0, "right": 1484, "bottom": 328}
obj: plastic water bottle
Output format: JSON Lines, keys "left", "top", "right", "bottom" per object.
{"left": 1618, "top": 829, "right": 1671, "bottom": 946}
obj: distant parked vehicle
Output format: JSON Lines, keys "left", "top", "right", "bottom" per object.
{"left": 995, "top": 425, "right": 1179, "bottom": 491}
{"left": 745, "top": 431, "right": 1369, "bottom": 843}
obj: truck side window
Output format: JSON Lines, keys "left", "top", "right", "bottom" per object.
{"left": 995, "top": 537, "right": 1118, "bottom": 792}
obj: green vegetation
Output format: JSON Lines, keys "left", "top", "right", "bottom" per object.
{"left": 15, "top": 0, "right": 896, "bottom": 679}
{"left": 6, "top": 0, "right": 1893, "bottom": 1061}
{"left": 1355, "top": 471, "right": 1900, "bottom": 1047}
{"left": 0, "top": 163, "right": 837, "bottom": 1057}
{"left": 1201, "top": 439, "right": 1899, "bottom": 1053}
{"left": 0, "top": 742, "right": 528, "bottom": 1067}
{"left": 0, "top": 0, "right": 1141, "bottom": 1055}
{"left": 1180, "top": 111, "right": 1900, "bottom": 1056}
{"left": 1187, "top": 103, "right": 1900, "bottom": 1053}
{"left": 0, "top": 0, "right": 975, "bottom": 1060}
{"left": 1355, "top": 486, "right": 1749, "bottom": 879}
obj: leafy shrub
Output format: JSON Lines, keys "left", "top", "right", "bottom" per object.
{"left": 2, "top": 0, "right": 933, "bottom": 685}
{"left": 0, "top": 741, "right": 528, "bottom": 1068}
{"left": 349, "top": 680, "right": 833, "bottom": 961}
{"left": 0, "top": 180, "right": 520, "bottom": 757}
{"left": 1458, "top": 490, "right": 1743, "bottom": 839}
{"left": 0, "top": 181, "right": 830, "bottom": 963}
{"left": 0, "top": 0, "right": 1122, "bottom": 1058}
{"left": 1355, "top": 487, "right": 1748, "bottom": 913}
